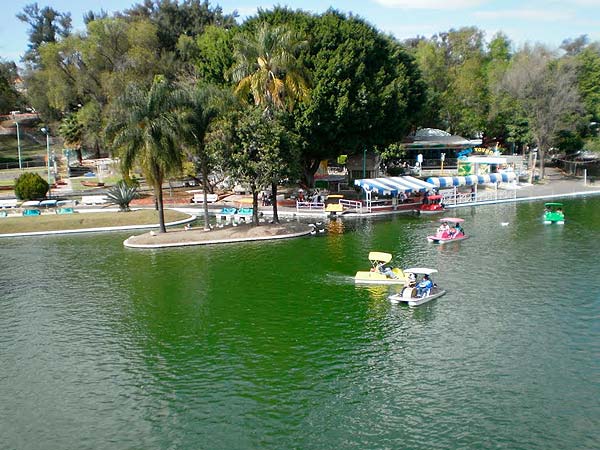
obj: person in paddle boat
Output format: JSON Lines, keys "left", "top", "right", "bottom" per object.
{"left": 437, "top": 221, "right": 450, "bottom": 238}
{"left": 416, "top": 274, "right": 433, "bottom": 297}
{"left": 454, "top": 222, "right": 464, "bottom": 237}
{"left": 377, "top": 263, "right": 398, "bottom": 279}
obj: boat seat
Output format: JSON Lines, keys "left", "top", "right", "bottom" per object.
{"left": 23, "top": 208, "right": 41, "bottom": 216}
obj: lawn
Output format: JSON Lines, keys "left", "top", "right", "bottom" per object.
{"left": 0, "top": 209, "right": 191, "bottom": 234}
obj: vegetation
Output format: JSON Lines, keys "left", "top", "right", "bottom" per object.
{"left": 106, "top": 180, "right": 138, "bottom": 212}
{"left": 0, "top": 0, "right": 598, "bottom": 229}
{"left": 106, "top": 76, "right": 185, "bottom": 233}
{"left": 14, "top": 172, "right": 48, "bottom": 200}
{"left": 0, "top": 209, "right": 188, "bottom": 234}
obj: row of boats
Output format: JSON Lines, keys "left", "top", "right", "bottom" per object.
{"left": 354, "top": 218, "right": 467, "bottom": 307}
{"left": 354, "top": 204, "right": 566, "bottom": 307}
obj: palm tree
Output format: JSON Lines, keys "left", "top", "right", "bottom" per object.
{"left": 58, "top": 113, "right": 83, "bottom": 164}
{"left": 182, "top": 83, "right": 232, "bottom": 230}
{"left": 106, "top": 76, "right": 184, "bottom": 233}
{"left": 231, "top": 23, "right": 309, "bottom": 223}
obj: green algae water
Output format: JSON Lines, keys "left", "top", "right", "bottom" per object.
{"left": 1, "top": 197, "right": 599, "bottom": 450}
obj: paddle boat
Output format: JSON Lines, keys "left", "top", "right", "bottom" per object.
{"left": 388, "top": 268, "right": 446, "bottom": 306}
{"left": 324, "top": 194, "right": 344, "bottom": 215}
{"left": 354, "top": 251, "right": 405, "bottom": 285}
{"left": 416, "top": 194, "right": 445, "bottom": 215}
{"left": 427, "top": 218, "right": 468, "bottom": 244}
{"left": 543, "top": 202, "right": 565, "bottom": 224}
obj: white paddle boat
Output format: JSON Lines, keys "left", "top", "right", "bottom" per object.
{"left": 388, "top": 268, "right": 446, "bottom": 306}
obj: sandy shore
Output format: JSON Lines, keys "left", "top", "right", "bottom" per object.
{"left": 124, "top": 221, "right": 314, "bottom": 248}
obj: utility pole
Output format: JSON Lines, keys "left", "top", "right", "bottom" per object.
{"left": 15, "top": 121, "right": 22, "bottom": 169}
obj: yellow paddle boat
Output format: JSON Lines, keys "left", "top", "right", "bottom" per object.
{"left": 354, "top": 252, "right": 406, "bottom": 285}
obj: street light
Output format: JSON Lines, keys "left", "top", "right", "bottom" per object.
{"left": 14, "top": 121, "right": 22, "bottom": 170}
{"left": 40, "top": 127, "right": 51, "bottom": 196}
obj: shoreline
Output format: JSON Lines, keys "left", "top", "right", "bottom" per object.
{"left": 1, "top": 168, "right": 599, "bottom": 244}
{"left": 123, "top": 222, "right": 314, "bottom": 249}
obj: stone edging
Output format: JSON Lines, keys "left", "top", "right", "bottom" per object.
{"left": 123, "top": 228, "right": 313, "bottom": 249}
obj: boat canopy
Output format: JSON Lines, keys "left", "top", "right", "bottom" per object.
{"left": 426, "top": 172, "right": 516, "bottom": 188}
{"left": 438, "top": 217, "right": 464, "bottom": 223}
{"left": 404, "top": 267, "right": 438, "bottom": 275}
{"left": 368, "top": 252, "right": 392, "bottom": 263}
{"left": 354, "top": 176, "right": 437, "bottom": 195}
{"left": 544, "top": 202, "right": 563, "bottom": 207}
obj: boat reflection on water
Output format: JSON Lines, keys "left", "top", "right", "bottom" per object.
{"left": 355, "top": 284, "right": 389, "bottom": 301}
{"left": 327, "top": 218, "right": 345, "bottom": 234}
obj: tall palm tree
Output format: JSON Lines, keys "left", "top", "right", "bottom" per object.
{"left": 106, "top": 76, "right": 184, "bottom": 233}
{"left": 231, "top": 22, "right": 309, "bottom": 222}
{"left": 182, "top": 83, "right": 232, "bottom": 230}
{"left": 58, "top": 113, "right": 83, "bottom": 164}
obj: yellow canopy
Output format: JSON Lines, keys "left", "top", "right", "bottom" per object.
{"left": 368, "top": 252, "right": 392, "bottom": 263}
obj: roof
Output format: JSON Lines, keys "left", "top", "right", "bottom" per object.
{"left": 368, "top": 252, "right": 392, "bottom": 263}
{"left": 404, "top": 267, "right": 438, "bottom": 275}
{"left": 354, "top": 176, "right": 436, "bottom": 195}
{"left": 426, "top": 172, "right": 516, "bottom": 188}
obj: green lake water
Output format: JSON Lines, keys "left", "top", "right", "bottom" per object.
{"left": 1, "top": 197, "right": 599, "bottom": 450}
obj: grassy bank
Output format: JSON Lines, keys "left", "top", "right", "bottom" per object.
{"left": 0, "top": 209, "right": 191, "bottom": 234}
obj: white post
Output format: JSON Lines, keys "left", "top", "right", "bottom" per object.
{"left": 15, "top": 121, "right": 22, "bottom": 170}
{"left": 41, "top": 127, "right": 51, "bottom": 196}
{"left": 583, "top": 168, "right": 587, "bottom": 186}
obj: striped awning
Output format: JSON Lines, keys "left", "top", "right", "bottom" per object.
{"left": 426, "top": 172, "right": 516, "bottom": 188}
{"left": 354, "top": 176, "right": 437, "bottom": 195}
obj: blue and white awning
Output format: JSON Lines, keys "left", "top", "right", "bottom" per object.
{"left": 426, "top": 172, "right": 516, "bottom": 188}
{"left": 354, "top": 176, "right": 436, "bottom": 195}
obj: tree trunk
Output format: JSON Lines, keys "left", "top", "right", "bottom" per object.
{"left": 529, "top": 152, "right": 537, "bottom": 184}
{"left": 251, "top": 185, "right": 260, "bottom": 226}
{"left": 270, "top": 180, "right": 279, "bottom": 223}
{"left": 539, "top": 147, "right": 546, "bottom": 179}
{"left": 155, "top": 182, "right": 167, "bottom": 233}
{"left": 201, "top": 156, "right": 211, "bottom": 231}
{"left": 302, "top": 159, "right": 321, "bottom": 188}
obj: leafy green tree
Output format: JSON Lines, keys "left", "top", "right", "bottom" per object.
{"left": 232, "top": 21, "right": 308, "bottom": 221}
{"left": 575, "top": 43, "right": 600, "bottom": 123}
{"left": 122, "top": 0, "right": 237, "bottom": 52}
{"left": 412, "top": 27, "right": 488, "bottom": 136}
{"left": 14, "top": 172, "right": 49, "bottom": 200}
{"left": 251, "top": 9, "right": 425, "bottom": 186}
{"left": 178, "top": 25, "right": 234, "bottom": 86}
{"left": 212, "top": 107, "right": 291, "bottom": 226}
{"left": 501, "top": 45, "right": 584, "bottom": 177}
{"left": 0, "top": 60, "right": 21, "bottom": 114}
{"left": 106, "top": 76, "right": 185, "bottom": 233}
{"left": 17, "top": 3, "right": 72, "bottom": 67}
{"left": 28, "top": 16, "right": 172, "bottom": 156}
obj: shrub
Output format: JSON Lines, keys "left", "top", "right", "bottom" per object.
{"left": 106, "top": 180, "right": 138, "bottom": 212}
{"left": 14, "top": 172, "right": 49, "bottom": 200}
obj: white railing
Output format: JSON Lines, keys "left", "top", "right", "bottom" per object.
{"left": 441, "top": 188, "right": 516, "bottom": 205}
{"left": 296, "top": 201, "right": 325, "bottom": 212}
{"left": 339, "top": 199, "right": 362, "bottom": 214}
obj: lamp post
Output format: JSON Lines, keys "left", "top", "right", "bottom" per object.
{"left": 362, "top": 147, "right": 367, "bottom": 178}
{"left": 15, "top": 121, "right": 22, "bottom": 170}
{"left": 41, "top": 127, "right": 51, "bottom": 196}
